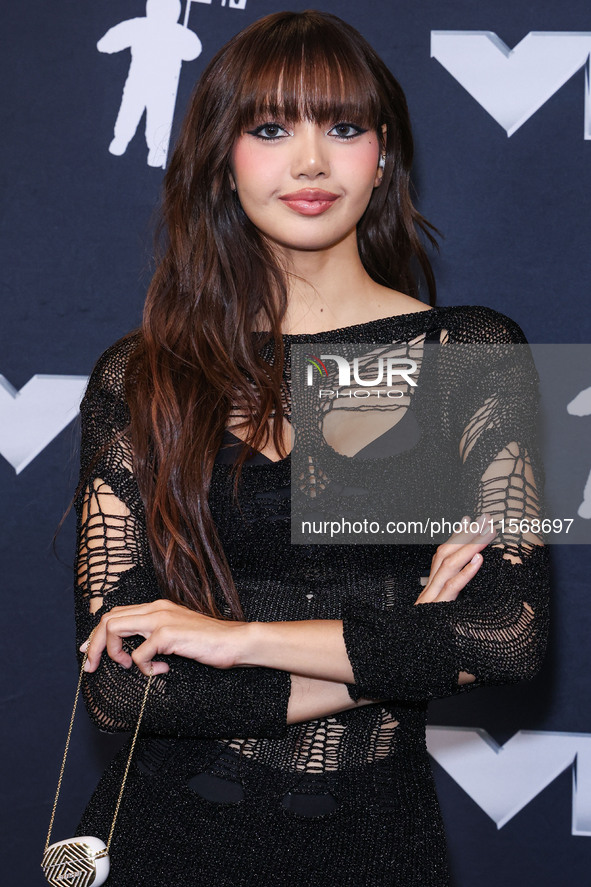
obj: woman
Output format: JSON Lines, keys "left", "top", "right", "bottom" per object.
{"left": 72, "top": 10, "right": 550, "bottom": 886}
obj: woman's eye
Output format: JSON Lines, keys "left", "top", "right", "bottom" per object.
{"left": 329, "top": 123, "right": 367, "bottom": 139}
{"left": 246, "top": 123, "right": 289, "bottom": 140}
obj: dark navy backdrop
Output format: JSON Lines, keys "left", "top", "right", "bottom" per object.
{"left": 2, "top": 2, "right": 590, "bottom": 884}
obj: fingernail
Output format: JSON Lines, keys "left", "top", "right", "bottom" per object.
{"left": 79, "top": 640, "right": 89, "bottom": 652}
{"left": 470, "top": 553, "right": 482, "bottom": 564}
{"left": 83, "top": 659, "right": 91, "bottom": 672}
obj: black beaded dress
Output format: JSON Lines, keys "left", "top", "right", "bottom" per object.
{"left": 73, "top": 305, "right": 550, "bottom": 886}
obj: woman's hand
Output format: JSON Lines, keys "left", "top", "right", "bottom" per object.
{"left": 78, "top": 514, "right": 497, "bottom": 684}
{"left": 414, "top": 514, "right": 498, "bottom": 606}
{"left": 80, "top": 599, "right": 247, "bottom": 676}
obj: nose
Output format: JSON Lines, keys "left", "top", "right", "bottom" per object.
{"left": 290, "top": 124, "right": 329, "bottom": 179}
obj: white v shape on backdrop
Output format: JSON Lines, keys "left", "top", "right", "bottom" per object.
{"left": 431, "top": 31, "right": 591, "bottom": 138}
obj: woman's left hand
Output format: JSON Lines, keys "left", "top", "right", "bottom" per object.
{"left": 80, "top": 600, "right": 247, "bottom": 676}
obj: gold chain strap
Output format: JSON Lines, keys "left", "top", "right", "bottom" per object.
{"left": 44, "top": 626, "right": 154, "bottom": 855}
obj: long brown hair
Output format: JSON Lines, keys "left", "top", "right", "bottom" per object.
{"left": 107, "top": 11, "right": 440, "bottom": 619}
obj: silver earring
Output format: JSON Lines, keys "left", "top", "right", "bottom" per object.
{"left": 378, "top": 154, "right": 386, "bottom": 170}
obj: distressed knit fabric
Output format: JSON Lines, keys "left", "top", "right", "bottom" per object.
{"left": 73, "top": 304, "right": 551, "bottom": 886}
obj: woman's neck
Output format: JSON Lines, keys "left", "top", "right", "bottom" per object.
{"left": 265, "top": 235, "right": 422, "bottom": 335}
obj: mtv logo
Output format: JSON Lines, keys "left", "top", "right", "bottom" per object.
{"left": 427, "top": 726, "right": 591, "bottom": 836}
{"left": 0, "top": 375, "right": 88, "bottom": 473}
{"left": 431, "top": 31, "right": 591, "bottom": 138}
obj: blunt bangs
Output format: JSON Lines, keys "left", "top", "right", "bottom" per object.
{"left": 232, "top": 19, "right": 382, "bottom": 132}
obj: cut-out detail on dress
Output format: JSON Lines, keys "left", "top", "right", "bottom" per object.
{"left": 76, "top": 476, "right": 138, "bottom": 606}
{"left": 217, "top": 327, "right": 443, "bottom": 465}
{"left": 187, "top": 771, "right": 245, "bottom": 804}
{"left": 221, "top": 709, "right": 400, "bottom": 774}
{"left": 217, "top": 414, "right": 422, "bottom": 467}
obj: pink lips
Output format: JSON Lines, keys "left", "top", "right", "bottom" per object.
{"left": 279, "top": 189, "right": 339, "bottom": 216}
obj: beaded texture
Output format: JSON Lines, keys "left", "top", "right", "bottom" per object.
{"left": 73, "top": 305, "right": 550, "bottom": 886}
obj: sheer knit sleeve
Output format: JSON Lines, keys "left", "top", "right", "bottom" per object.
{"left": 341, "top": 310, "right": 551, "bottom": 703}
{"left": 73, "top": 335, "right": 291, "bottom": 738}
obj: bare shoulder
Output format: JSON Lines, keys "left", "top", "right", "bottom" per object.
{"left": 369, "top": 286, "right": 433, "bottom": 317}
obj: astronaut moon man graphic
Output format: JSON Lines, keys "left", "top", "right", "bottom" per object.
{"left": 98, "top": 0, "right": 202, "bottom": 168}
{"left": 568, "top": 385, "right": 591, "bottom": 519}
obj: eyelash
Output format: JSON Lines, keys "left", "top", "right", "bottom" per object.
{"left": 245, "top": 122, "right": 368, "bottom": 141}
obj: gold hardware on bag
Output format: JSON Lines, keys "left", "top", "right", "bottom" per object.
{"left": 41, "top": 628, "right": 153, "bottom": 887}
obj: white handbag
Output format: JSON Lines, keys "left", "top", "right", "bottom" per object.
{"left": 41, "top": 631, "right": 153, "bottom": 887}
{"left": 41, "top": 835, "right": 110, "bottom": 887}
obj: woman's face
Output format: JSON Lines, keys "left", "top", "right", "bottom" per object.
{"left": 229, "top": 116, "right": 383, "bottom": 258}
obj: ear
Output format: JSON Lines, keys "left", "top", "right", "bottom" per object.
{"left": 374, "top": 123, "right": 387, "bottom": 188}
{"left": 229, "top": 168, "right": 236, "bottom": 192}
